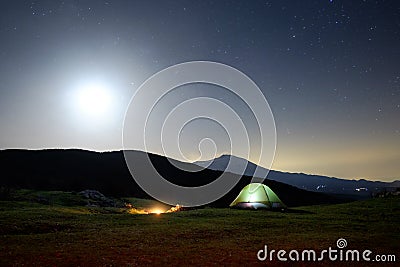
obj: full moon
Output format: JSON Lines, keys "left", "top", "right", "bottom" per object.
{"left": 77, "top": 83, "right": 113, "bottom": 116}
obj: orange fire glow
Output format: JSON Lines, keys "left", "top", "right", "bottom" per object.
{"left": 165, "top": 204, "right": 181, "bottom": 213}
{"left": 126, "top": 204, "right": 182, "bottom": 215}
{"left": 150, "top": 209, "right": 164, "bottom": 215}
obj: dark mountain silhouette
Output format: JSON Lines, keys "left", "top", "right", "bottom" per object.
{"left": 195, "top": 155, "right": 399, "bottom": 195}
{"left": 0, "top": 149, "right": 354, "bottom": 207}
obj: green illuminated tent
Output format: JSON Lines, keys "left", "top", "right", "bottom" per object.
{"left": 230, "top": 183, "right": 286, "bottom": 209}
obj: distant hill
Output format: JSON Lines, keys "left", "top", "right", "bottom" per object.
{"left": 195, "top": 155, "right": 399, "bottom": 195}
{"left": 0, "top": 149, "right": 354, "bottom": 207}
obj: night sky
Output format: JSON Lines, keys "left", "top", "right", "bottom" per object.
{"left": 0, "top": 0, "right": 399, "bottom": 181}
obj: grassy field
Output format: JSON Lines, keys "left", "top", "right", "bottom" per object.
{"left": 0, "top": 190, "right": 399, "bottom": 266}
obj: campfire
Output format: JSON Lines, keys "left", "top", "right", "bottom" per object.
{"left": 126, "top": 203, "right": 182, "bottom": 215}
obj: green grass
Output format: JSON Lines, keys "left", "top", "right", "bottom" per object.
{"left": 6, "top": 189, "right": 88, "bottom": 206}
{"left": 0, "top": 191, "right": 399, "bottom": 266}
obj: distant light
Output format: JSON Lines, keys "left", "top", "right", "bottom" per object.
{"left": 151, "top": 209, "right": 164, "bottom": 215}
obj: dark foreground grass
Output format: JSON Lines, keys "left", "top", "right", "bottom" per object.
{"left": 0, "top": 193, "right": 399, "bottom": 266}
